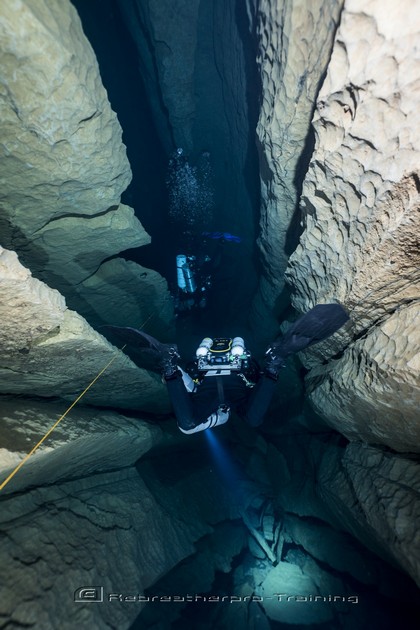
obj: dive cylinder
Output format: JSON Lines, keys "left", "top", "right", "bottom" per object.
{"left": 196, "top": 337, "right": 213, "bottom": 357}
{"left": 231, "top": 337, "right": 245, "bottom": 356}
{"left": 176, "top": 255, "right": 197, "bottom": 293}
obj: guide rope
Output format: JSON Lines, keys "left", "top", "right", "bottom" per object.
{"left": 0, "top": 314, "right": 153, "bottom": 493}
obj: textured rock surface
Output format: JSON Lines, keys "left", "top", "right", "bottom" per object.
{"left": 0, "top": 0, "right": 130, "bottom": 236}
{"left": 263, "top": 424, "right": 420, "bottom": 588}
{"left": 306, "top": 302, "right": 420, "bottom": 451}
{"left": 0, "top": 398, "right": 163, "bottom": 494}
{"left": 0, "top": 247, "right": 169, "bottom": 411}
{"left": 285, "top": 0, "right": 420, "bottom": 448}
{"left": 0, "top": 438, "right": 248, "bottom": 630}
{"left": 27, "top": 204, "right": 150, "bottom": 286}
{"left": 116, "top": 0, "right": 201, "bottom": 155}
{"left": 250, "top": 0, "right": 344, "bottom": 341}
{"left": 259, "top": 561, "right": 337, "bottom": 624}
{"left": 74, "top": 258, "right": 175, "bottom": 340}
{"left": 318, "top": 441, "right": 420, "bottom": 587}
{"left": 0, "top": 0, "right": 174, "bottom": 334}
{"left": 219, "top": 422, "right": 420, "bottom": 626}
{"left": 135, "top": 521, "right": 247, "bottom": 628}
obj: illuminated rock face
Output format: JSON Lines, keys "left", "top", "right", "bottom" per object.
{"left": 285, "top": 0, "right": 420, "bottom": 451}
{"left": 0, "top": 405, "right": 247, "bottom": 629}
{"left": 306, "top": 302, "right": 420, "bottom": 451}
{"left": 0, "top": 1, "right": 130, "bottom": 235}
{"left": 250, "top": 0, "right": 344, "bottom": 341}
{"left": 0, "top": 247, "right": 169, "bottom": 412}
{"left": 0, "top": 399, "right": 163, "bottom": 492}
{"left": 0, "top": 0, "right": 174, "bottom": 336}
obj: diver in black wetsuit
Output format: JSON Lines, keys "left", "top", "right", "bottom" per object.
{"left": 162, "top": 303, "right": 349, "bottom": 433}
{"left": 162, "top": 339, "right": 276, "bottom": 433}
{"left": 105, "top": 303, "right": 349, "bottom": 434}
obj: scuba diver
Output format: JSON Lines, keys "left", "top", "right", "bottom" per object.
{"left": 174, "top": 232, "right": 241, "bottom": 315}
{"left": 105, "top": 303, "right": 349, "bottom": 434}
{"left": 174, "top": 253, "right": 212, "bottom": 313}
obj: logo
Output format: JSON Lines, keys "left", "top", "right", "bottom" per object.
{"left": 74, "top": 587, "right": 104, "bottom": 603}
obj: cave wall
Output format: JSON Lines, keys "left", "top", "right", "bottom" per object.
{"left": 0, "top": 246, "right": 169, "bottom": 411}
{"left": 249, "top": 0, "right": 344, "bottom": 341}
{"left": 238, "top": 411, "right": 420, "bottom": 592}
{"left": 116, "top": 0, "right": 200, "bottom": 156}
{"left": 0, "top": 435, "right": 248, "bottom": 629}
{"left": 285, "top": 0, "right": 420, "bottom": 451}
{"left": 317, "top": 440, "right": 420, "bottom": 587}
{"left": 0, "top": 409, "right": 253, "bottom": 629}
{"left": 0, "top": 0, "right": 174, "bottom": 339}
{"left": 116, "top": 0, "right": 260, "bottom": 317}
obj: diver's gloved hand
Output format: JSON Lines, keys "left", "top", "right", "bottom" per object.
{"left": 264, "top": 343, "right": 287, "bottom": 380}
{"left": 161, "top": 344, "right": 181, "bottom": 379}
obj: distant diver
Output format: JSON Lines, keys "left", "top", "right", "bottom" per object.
{"left": 104, "top": 303, "right": 349, "bottom": 434}
{"left": 174, "top": 253, "right": 212, "bottom": 313}
{"left": 174, "top": 231, "right": 241, "bottom": 314}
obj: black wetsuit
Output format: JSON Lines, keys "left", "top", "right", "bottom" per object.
{"left": 165, "top": 364, "right": 277, "bottom": 430}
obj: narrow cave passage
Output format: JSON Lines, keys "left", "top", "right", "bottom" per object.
{"left": 66, "top": 1, "right": 420, "bottom": 629}
{"left": 1, "top": 2, "right": 419, "bottom": 629}
{"left": 71, "top": 0, "right": 262, "bottom": 346}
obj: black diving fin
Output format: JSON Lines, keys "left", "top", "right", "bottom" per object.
{"left": 101, "top": 325, "right": 178, "bottom": 373}
{"left": 268, "top": 303, "right": 350, "bottom": 359}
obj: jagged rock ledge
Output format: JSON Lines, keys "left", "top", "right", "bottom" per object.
{"left": 0, "top": 246, "right": 169, "bottom": 412}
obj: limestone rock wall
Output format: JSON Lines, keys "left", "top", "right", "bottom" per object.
{"left": 306, "top": 302, "right": 420, "bottom": 451}
{"left": 0, "top": 398, "right": 163, "bottom": 494}
{"left": 0, "top": 425, "right": 249, "bottom": 629}
{"left": 0, "top": 247, "right": 169, "bottom": 412}
{"left": 285, "top": 0, "right": 420, "bottom": 449}
{"left": 250, "top": 0, "right": 344, "bottom": 341}
{"left": 258, "top": 420, "right": 420, "bottom": 589}
{"left": 0, "top": 0, "right": 174, "bottom": 338}
{"left": 318, "top": 441, "right": 420, "bottom": 587}
{"left": 116, "top": 0, "right": 201, "bottom": 156}
{"left": 194, "top": 420, "right": 420, "bottom": 627}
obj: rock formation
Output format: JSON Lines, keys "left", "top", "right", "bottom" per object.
{"left": 250, "top": 0, "right": 344, "bottom": 341}
{"left": 318, "top": 440, "right": 420, "bottom": 587}
{"left": 116, "top": 0, "right": 201, "bottom": 156}
{"left": 132, "top": 420, "right": 420, "bottom": 628}
{"left": 0, "top": 246, "right": 169, "bottom": 412}
{"left": 0, "top": 466, "right": 246, "bottom": 629}
{"left": 0, "top": 415, "right": 251, "bottom": 629}
{"left": 285, "top": 0, "right": 420, "bottom": 451}
{"left": 0, "top": 399, "right": 163, "bottom": 493}
{"left": 0, "top": 0, "right": 174, "bottom": 337}
{"left": 306, "top": 301, "right": 420, "bottom": 451}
